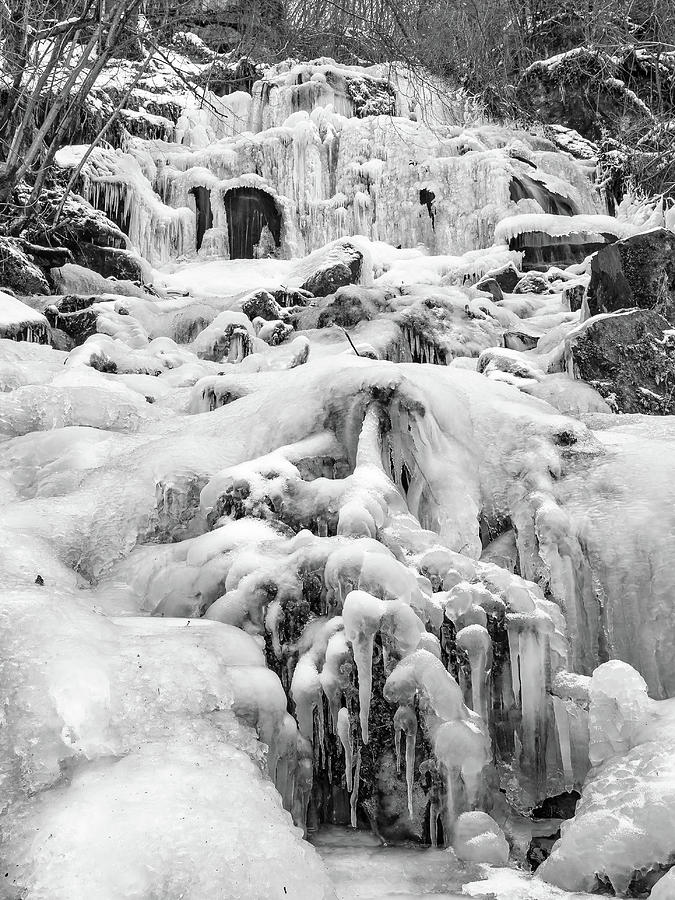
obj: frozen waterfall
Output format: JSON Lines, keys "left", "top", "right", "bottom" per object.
{"left": 2, "top": 55, "right": 675, "bottom": 900}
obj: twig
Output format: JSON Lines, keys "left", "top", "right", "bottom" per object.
{"left": 341, "top": 327, "right": 361, "bottom": 356}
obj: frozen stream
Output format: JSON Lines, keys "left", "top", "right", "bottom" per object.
{"left": 313, "top": 827, "right": 596, "bottom": 900}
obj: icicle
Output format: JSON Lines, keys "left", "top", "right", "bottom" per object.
{"left": 456, "top": 625, "right": 492, "bottom": 722}
{"left": 350, "top": 749, "right": 361, "bottom": 828}
{"left": 393, "top": 705, "right": 417, "bottom": 818}
{"left": 337, "top": 706, "right": 354, "bottom": 791}
{"left": 292, "top": 738, "right": 314, "bottom": 834}
{"left": 275, "top": 713, "right": 299, "bottom": 811}
{"left": 354, "top": 631, "right": 375, "bottom": 743}
{"left": 552, "top": 695, "right": 574, "bottom": 790}
{"left": 389, "top": 403, "right": 404, "bottom": 488}
{"left": 316, "top": 699, "right": 326, "bottom": 769}
{"left": 509, "top": 626, "right": 521, "bottom": 705}
{"left": 435, "top": 719, "right": 490, "bottom": 831}
{"left": 430, "top": 800, "right": 439, "bottom": 847}
{"left": 320, "top": 630, "right": 349, "bottom": 728}
{"left": 445, "top": 770, "right": 456, "bottom": 840}
{"left": 342, "top": 591, "right": 387, "bottom": 744}
{"left": 290, "top": 652, "right": 321, "bottom": 741}
{"left": 507, "top": 612, "right": 553, "bottom": 789}
{"left": 394, "top": 716, "right": 402, "bottom": 773}
{"left": 404, "top": 724, "right": 417, "bottom": 817}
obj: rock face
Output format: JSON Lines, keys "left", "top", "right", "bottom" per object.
{"left": 563, "top": 281, "right": 586, "bottom": 312}
{"left": 565, "top": 309, "right": 675, "bottom": 414}
{"left": 586, "top": 229, "right": 675, "bottom": 322}
{"left": 17, "top": 185, "right": 145, "bottom": 285}
{"left": 0, "top": 238, "right": 50, "bottom": 296}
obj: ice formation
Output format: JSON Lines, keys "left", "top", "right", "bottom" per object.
{"left": 3, "top": 51, "right": 675, "bottom": 900}
{"left": 539, "top": 661, "right": 675, "bottom": 894}
{"left": 56, "top": 55, "right": 612, "bottom": 267}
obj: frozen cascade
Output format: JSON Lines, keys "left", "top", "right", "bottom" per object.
{"left": 58, "top": 60, "right": 611, "bottom": 266}
{"left": 4, "top": 50, "right": 675, "bottom": 900}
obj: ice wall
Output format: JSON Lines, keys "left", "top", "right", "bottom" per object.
{"left": 535, "top": 416, "right": 675, "bottom": 698}
{"left": 70, "top": 61, "right": 605, "bottom": 265}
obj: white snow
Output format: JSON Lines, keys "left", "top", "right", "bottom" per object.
{"left": 0, "top": 291, "right": 48, "bottom": 329}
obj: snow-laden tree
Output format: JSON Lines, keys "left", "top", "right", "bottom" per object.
{"left": 0, "top": 0, "right": 159, "bottom": 227}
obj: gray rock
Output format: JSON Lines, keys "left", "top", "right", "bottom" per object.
{"left": 44, "top": 295, "right": 100, "bottom": 343}
{"left": 298, "top": 241, "right": 363, "bottom": 298}
{"left": 565, "top": 308, "right": 675, "bottom": 414}
{"left": 241, "top": 289, "right": 285, "bottom": 322}
{"left": 78, "top": 243, "right": 145, "bottom": 282}
{"left": 475, "top": 276, "right": 504, "bottom": 302}
{"left": 483, "top": 262, "right": 521, "bottom": 294}
{"left": 586, "top": 228, "right": 675, "bottom": 324}
{"left": 0, "top": 237, "right": 50, "bottom": 295}
{"left": 316, "top": 286, "right": 379, "bottom": 329}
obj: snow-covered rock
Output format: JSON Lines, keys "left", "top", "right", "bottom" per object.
{"left": 0, "top": 291, "right": 49, "bottom": 342}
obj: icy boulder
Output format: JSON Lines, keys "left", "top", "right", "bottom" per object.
{"left": 539, "top": 661, "right": 675, "bottom": 895}
{"left": 51, "top": 263, "right": 149, "bottom": 298}
{"left": 513, "top": 272, "right": 553, "bottom": 295}
{"left": 452, "top": 812, "right": 510, "bottom": 865}
{"left": 587, "top": 660, "right": 653, "bottom": 767}
{"left": 4, "top": 737, "right": 336, "bottom": 900}
{"left": 537, "top": 739, "right": 675, "bottom": 895}
{"left": 291, "top": 239, "right": 365, "bottom": 298}
{"left": 651, "top": 869, "right": 675, "bottom": 899}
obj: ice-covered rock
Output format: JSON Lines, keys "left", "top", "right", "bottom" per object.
{"left": 539, "top": 660, "right": 675, "bottom": 894}
{"left": 453, "top": 811, "right": 510, "bottom": 865}
{"left": 0, "top": 292, "right": 49, "bottom": 343}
